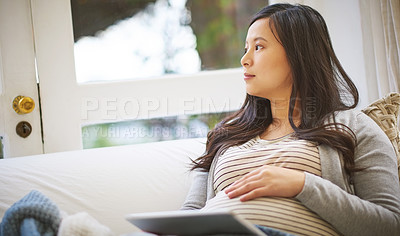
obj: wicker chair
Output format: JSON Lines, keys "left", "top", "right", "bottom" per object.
{"left": 362, "top": 92, "right": 400, "bottom": 182}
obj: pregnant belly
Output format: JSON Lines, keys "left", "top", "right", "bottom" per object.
{"left": 201, "top": 191, "right": 340, "bottom": 236}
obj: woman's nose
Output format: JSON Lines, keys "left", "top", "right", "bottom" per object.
{"left": 241, "top": 52, "right": 251, "bottom": 67}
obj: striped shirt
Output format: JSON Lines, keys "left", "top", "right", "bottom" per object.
{"left": 201, "top": 134, "right": 341, "bottom": 236}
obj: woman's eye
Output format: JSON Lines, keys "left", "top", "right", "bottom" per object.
{"left": 255, "top": 45, "right": 263, "bottom": 50}
{"left": 244, "top": 48, "right": 248, "bottom": 54}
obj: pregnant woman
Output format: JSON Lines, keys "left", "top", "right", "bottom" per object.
{"left": 181, "top": 3, "right": 400, "bottom": 236}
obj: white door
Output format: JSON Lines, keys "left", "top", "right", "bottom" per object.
{"left": 0, "top": 0, "right": 43, "bottom": 157}
{"left": 0, "top": 0, "right": 247, "bottom": 158}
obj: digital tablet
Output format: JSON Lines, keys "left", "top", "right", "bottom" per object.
{"left": 125, "top": 210, "right": 266, "bottom": 235}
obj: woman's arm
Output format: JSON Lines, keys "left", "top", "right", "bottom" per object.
{"left": 180, "top": 170, "right": 209, "bottom": 210}
{"left": 296, "top": 112, "right": 400, "bottom": 236}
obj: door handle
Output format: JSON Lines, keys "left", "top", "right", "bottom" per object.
{"left": 12, "top": 95, "right": 35, "bottom": 114}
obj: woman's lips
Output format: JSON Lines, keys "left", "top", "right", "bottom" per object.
{"left": 244, "top": 73, "right": 255, "bottom": 80}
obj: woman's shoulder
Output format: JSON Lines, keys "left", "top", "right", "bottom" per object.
{"left": 334, "top": 108, "right": 363, "bottom": 119}
{"left": 334, "top": 109, "right": 376, "bottom": 129}
{"left": 334, "top": 108, "right": 391, "bottom": 142}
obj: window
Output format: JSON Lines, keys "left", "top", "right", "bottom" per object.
{"left": 71, "top": 0, "right": 267, "bottom": 148}
{"left": 71, "top": 0, "right": 267, "bottom": 83}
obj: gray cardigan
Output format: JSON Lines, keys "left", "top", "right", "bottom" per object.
{"left": 181, "top": 109, "right": 400, "bottom": 236}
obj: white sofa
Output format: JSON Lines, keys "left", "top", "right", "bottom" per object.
{"left": 0, "top": 138, "right": 206, "bottom": 235}
{"left": 2, "top": 94, "right": 400, "bottom": 236}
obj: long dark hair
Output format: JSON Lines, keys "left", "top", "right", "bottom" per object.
{"left": 192, "top": 4, "right": 359, "bottom": 175}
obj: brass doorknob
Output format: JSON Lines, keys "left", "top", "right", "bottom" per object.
{"left": 13, "top": 95, "right": 35, "bottom": 114}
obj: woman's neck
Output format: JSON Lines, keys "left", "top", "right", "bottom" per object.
{"left": 260, "top": 98, "right": 301, "bottom": 140}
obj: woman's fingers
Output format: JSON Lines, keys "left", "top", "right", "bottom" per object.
{"left": 225, "top": 169, "right": 261, "bottom": 192}
{"left": 225, "top": 178, "right": 262, "bottom": 199}
{"left": 224, "top": 168, "right": 267, "bottom": 199}
{"left": 238, "top": 186, "right": 267, "bottom": 201}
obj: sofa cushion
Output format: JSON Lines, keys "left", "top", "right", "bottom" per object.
{"left": 0, "top": 138, "right": 206, "bottom": 235}
{"left": 362, "top": 92, "right": 400, "bottom": 181}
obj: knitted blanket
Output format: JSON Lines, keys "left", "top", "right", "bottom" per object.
{"left": 0, "top": 190, "right": 61, "bottom": 236}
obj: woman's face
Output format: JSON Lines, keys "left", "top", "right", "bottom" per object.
{"left": 241, "top": 18, "right": 293, "bottom": 101}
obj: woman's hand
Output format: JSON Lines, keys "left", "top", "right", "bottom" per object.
{"left": 224, "top": 165, "right": 305, "bottom": 201}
